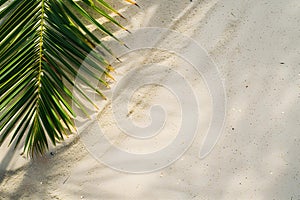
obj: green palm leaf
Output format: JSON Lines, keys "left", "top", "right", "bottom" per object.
{"left": 0, "top": 0, "right": 128, "bottom": 157}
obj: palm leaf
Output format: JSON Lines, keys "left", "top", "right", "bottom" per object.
{"left": 0, "top": 0, "right": 129, "bottom": 157}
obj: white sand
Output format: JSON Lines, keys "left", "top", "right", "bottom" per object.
{"left": 1, "top": 0, "right": 300, "bottom": 199}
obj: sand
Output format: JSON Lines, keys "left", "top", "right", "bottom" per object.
{"left": 1, "top": 0, "right": 300, "bottom": 199}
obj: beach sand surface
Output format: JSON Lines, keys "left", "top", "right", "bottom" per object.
{"left": 1, "top": 0, "right": 300, "bottom": 199}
